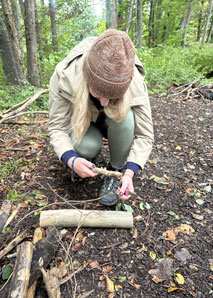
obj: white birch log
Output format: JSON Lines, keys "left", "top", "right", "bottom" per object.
{"left": 40, "top": 209, "right": 133, "bottom": 229}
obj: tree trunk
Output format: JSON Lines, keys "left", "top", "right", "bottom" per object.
{"left": 0, "top": 15, "right": 19, "bottom": 85}
{"left": 111, "top": 0, "right": 117, "bottom": 28}
{"left": 1, "top": 0, "right": 26, "bottom": 84}
{"left": 207, "top": 17, "right": 213, "bottom": 42}
{"left": 126, "top": 0, "right": 134, "bottom": 34}
{"left": 49, "top": 0, "right": 58, "bottom": 51}
{"left": 148, "top": 0, "right": 155, "bottom": 47}
{"left": 18, "top": 0, "right": 24, "bottom": 17}
{"left": 197, "top": 0, "right": 205, "bottom": 41}
{"left": 200, "top": 0, "right": 213, "bottom": 48}
{"left": 136, "top": 0, "right": 142, "bottom": 48}
{"left": 105, "top": 0, "right": 112, "bottom": 29}
{"left": 181, "top": 0, "right": 193, "bottom": 48}
{"left": 11, "top": 0, "right": 24, "bottom": 59}
{"left": 24, "top": 0, "right": 40, "bottom": 87}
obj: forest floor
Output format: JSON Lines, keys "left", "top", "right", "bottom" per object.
{"left": 0, "top": 92, "right": 212, "bottom": 298}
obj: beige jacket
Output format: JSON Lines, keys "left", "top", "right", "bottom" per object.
{"left": 49, "top": 36, "right": 154, "bottom": 169}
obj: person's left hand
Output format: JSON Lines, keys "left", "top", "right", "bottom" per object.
{"left": 117, "top": 169, "right": 134, "bottom": 201}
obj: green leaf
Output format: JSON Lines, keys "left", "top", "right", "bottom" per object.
{"left": 145, "top": 202, "right": 151, "bottom": 210}
{"left": 2, "top": 265, "right": 13, "bottom": 280}
{"left": 196, "top": 199, "right": 204, "bottom": 205}
{"left": 139, "top": 202, "right": 144, "bottom": 210}
{"left": 168, "top": 211, "right": 179, "bottom": 219}
{"left": 118, "top": 276, "right": 126, "bottom": 283}
{"left": 34, "top": 210, "right": 41, "bottom": 216}
{"left": 204, "top": 185, "right": 211, "bottom": 193}
{"left": 115, "top": 203, "right": 122, "bottom": 211}
{"left": 149, "top": 251, "right": 156, "bottom": 260}
{"left": 123, "top": 204, "right": 134, "bottom": 213}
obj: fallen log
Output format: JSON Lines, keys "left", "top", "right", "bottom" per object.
{"left": 0, "top": 230, "right": 28, "bottom": 260}
{"left": 40, "top": 209, "right": 134, "bottom": 229}
{"left": 27, "top": 228, "right": 45, "bottom": 298}
{"left": 28, "top": 227, "right": 59, "bottom": 288}
{"left": 7, "top": 241, "right": 33, "bottom": 297}
{"left": 0, "top": 200, "right": 12, "bottom": 232}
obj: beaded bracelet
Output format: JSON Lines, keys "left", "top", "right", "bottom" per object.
{"left": 71, "top": 156, "right": 79, "bottom": 173}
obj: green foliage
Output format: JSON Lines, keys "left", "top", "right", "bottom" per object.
{"left": 137, "top": 43, "right": 213, "bottom": 91}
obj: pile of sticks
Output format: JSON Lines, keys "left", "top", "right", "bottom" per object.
{"left": 169, "top": 79, "right": 213, "bottom": 100}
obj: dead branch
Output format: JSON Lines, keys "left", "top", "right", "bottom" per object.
{"left": 92, "top": 167, "right": 122, "bottom": 179}
{"left": 27, "top": 228, "right": 45, "bottom": 298}
{"left": 1, "top": 111, "right": 48, "bottom": 122}
{"left": 0, "top": 230, "right": 28, "bottom": 260}
{"left": 8, "top": 241, "right": 33, "bottom": 297}
{"left": 39, "top": 258, "right": 55, "bottom": 298}
{"left": 40, "top": 209, "right": 134, "bottom": 229}
{"left": 3, "top": 204, "right": 21, "bottom": 230}
{"left": 169, "top": 78, "right": 200, "bottom": 97}
{"left": 0, "top": 89, "right": 49, "bottom": 124}
{"left": 0, "top": 201, "right": 12, "bottom": 232}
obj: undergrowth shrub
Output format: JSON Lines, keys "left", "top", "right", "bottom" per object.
{"left": 137, "top": 44, "right": 213, "bottom": 92}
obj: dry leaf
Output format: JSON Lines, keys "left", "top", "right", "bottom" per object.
{"left": 149, "top": 251, "right": 156, "bottom": 260}
{"left": 148, "top": 269, "right": 164, "bottom": 283}
{"left": 82, "top": 236, "right": 87, "bottom": 246}
{"left": 189, "top": 264, "right": 198, "bottom": 271}
{"left": 105, "top": 275, "right": 114, "bottom": 293}
{"left": 72, "top": 242, "right": 82, "bottom": 252}
{"left": 108, "top": 293, "right": 115, "bottom": 298}
{"left": 76, "top": 230, "right": 83, "bottom": 241}
{"left": 90, "top": 261, "right": 100, "bottom": 269}
{"left": 132, "top": 228, "right": 138, "bottom": 239}
{"left": 115, "top": 284, "right": 122, "bottom": 291}
{"left": 128, "top": 282, "right": 142, "bottom": 289}
{"left": 174, "top": 248, "right": 191, "bottom": 263}
{"left": 168, "top": 286, "right": 184, "bottom": 293}
{"left": 163, "top": 228, "right": 177, "bottom": 241}
{"left": 103, "top": 265, "right": 113, "bottom": 273}
{"left": 176, "top": 224, "right": 195, "bottom": 235}
{"left": 175, "top": 273, "right": 185, "bottom": 285}
{"left": 191, "top": 213, "right": 204, "bottom": 220}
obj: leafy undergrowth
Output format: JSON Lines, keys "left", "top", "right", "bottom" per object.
{"left": 0, "top": 93, "right": 212, "bottom": 297}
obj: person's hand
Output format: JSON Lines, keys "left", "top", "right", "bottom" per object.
{"left": 67, "top": 157, "right": 97, "bottom": 178}
{"left": 117, "top": 169, "right": 134, "bottom": 201}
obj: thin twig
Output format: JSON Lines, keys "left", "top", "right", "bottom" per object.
{"left": 1, "top": 111, "right": 48, "bottom": 122}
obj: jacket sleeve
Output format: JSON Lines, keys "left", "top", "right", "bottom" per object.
{"left": 127, "top": 66, "right": 154, "bottom": 169}
{"left": 48, "top": 70, "right": 74, "bottom": 160}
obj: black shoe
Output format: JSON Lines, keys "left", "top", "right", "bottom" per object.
{"left": 99, "top": 176, "right": 121, "bottom": 206}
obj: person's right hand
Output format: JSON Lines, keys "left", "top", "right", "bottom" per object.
{"left": 67, "top": 157, "right": 97, "bottom": 178}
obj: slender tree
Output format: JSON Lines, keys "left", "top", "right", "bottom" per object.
{"left": 49, "top": 0, "right": 58, "bottom": 51}
{"left": 126, "top": 0, "right": 134, "bottom": 34}
{"left": 105, "top": 0, "right": 112, "bottom": 29}
{"left": 111, "top": 0, "right": 117, "bottom": 28}
{"left": 181, "top": 0, "right": 193, "bottom": 48}
{"left": 148, "top": 0, "right": 155, "bottom": 47}
{"left": 200, "top": 0, "right": 213, "bottom": 48}
{"left": 0, "top": 15, "right": 19, "bottom": 84}
{"left": 207, "top": 16, "right": 213, "bottom": 42}
{"left": 24, "top": 0, "right": 40, "bottom": 87}
{"left": 197, "top": 0, "right": 205, "bottom": 41}
{"left": 136, "top": 0, "right": 142, "bottom": 48}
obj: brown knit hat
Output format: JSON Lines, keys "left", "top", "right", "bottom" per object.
{"left": 83, "top": 29, "right": 135, "bottom": 99}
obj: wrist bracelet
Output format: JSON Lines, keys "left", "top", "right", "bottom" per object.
{"left": 71, "top": 157, "right": 79, "bottom": 173}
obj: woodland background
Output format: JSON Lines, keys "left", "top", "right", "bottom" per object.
{"left": 0, "top": 0, "right": 213, "bottom": 113}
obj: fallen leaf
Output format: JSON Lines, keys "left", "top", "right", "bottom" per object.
{"left": 168, "top": 286, "right": 184, "bottom": 293}
{"left": 196, "top": 199, "right": 204, "bottom": 205}
{"left": 75, "top": 230, "right": 84, "bottom": 241}
{"left": 176, "top": 224, "right": 195, "bottom": 235}
{"left": 191, "top": 213, "right": 204, "bottom": 220}
{"left": 163, "top": 228, "right": 177, "bottom": 241}
{"left": 148, "top": 269, "right": 164, "bottom": 283}
{"left": 105, "top": 275, "right": 114, "bottom": 292}
{"left": 128, "top": 281, "right": 142, "bottom": 289}
{"left": 90, "top": 261, "right": 100, "bottom": 269}
{"left": 150, "top": 251, "right": 156, "bottom": 260}
{"left": 148, "top": 259, "right": 173, "bottom": 283}
{"left": 103, "top": 265, "right": 113, "bottom": 273}
{"left": 189, "top": 264, "right": 198, "bottom": 271}
{"left": 174, "top": 248, "right": 191, "bottom": 263}
{"left": 209, "top": 259, "right": 213, "bottom": 271}
{"left": 154, "top": 177, "right": 168, "bottom": 184}
{"left": 149, "top": 159, "right": 157, "bottom": 164}
{"left": 132, "top": 228, "right": 138, "bottom": 239}
{"left": 72, "top": 242, "right": 82, "bottom": 252}
{"left": 115, "top": 284, "right": 122, "bottom": 291}
{"left": 108, "top": 293, "right": 115, "bottom": 298}
{"left": 149, "top": 175, "right": 157, "bottom": 180}
{"left": 176, "top": 145, "right": 182, "bottom": 150}
{"left": 175, "top": 273, "right": 185, "bottom": 285}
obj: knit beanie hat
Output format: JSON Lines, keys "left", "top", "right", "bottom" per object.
{"left": 83, "top": 29, "right": 135, "bottom": 99}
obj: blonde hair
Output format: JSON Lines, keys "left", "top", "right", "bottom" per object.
{"left": 71, "top": 73, "right": 131, "bottom": 144}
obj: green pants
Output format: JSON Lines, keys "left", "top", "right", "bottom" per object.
{"left": 74, "top": 109, "right": 135, "bottom": 169}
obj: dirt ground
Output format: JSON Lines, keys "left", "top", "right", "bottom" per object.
{"left": 0, "top": 92, "right": 212, "bottom": 298}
